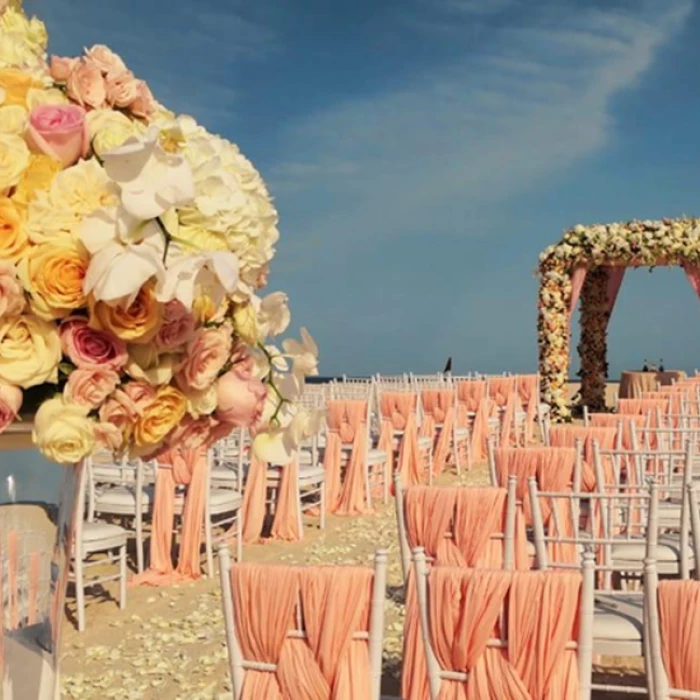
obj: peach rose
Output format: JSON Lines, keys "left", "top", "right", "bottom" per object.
{"left": 89, "top": 282, "right": 164, "bottom": 344}
{"left": 169, "top": 415, "right": 216, "bottom": 450}
{"left": 0, "top": 260, "right": 25, "bottom": 319}
{"left": 122, "top": 380, "right": 156, "bottom": 411}
{"left": 26, "top": 104, "right": 89, "bottom": 169}
{"left": 214, "top": 367, "right": 266, "bottom": 428}
{"left": 98, "top": 389, "right": 138, "bottom": 434}
{"left": 94, "top": 421, "right": 123, "bottom": 452}
{"left": 59, "top": 315, "right": 127, "bottom": 370}
{"left": 66, "top": 60, "right": 106, "bottom": 109}
{"left": 130, "top": 81, "right": 156, "bottom": 119}
{"left": 175, "top": 324, "right": 232, "bottom": 392}
{"left": 84, "top": 45, "right": 126, "bottom": 74}
{"left": 155, "top": 300, "right": 195, "bottom": 351}
{"left": 0, "top": 383, "right": 21, "bottom": 433}
{"left": 105, "top": 70, "right": 140, "bottom": 108}
{"left": 63, "top": 367, "right": 120, "bottom": 409}
{"left": 49, "top": 56, "right": 78, "bottom": 82}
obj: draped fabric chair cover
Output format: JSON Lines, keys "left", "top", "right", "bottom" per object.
{"left": 132, "top": 448, "right": 208, "bottom": 585}
{"left": 421, "top": 389, "right": 457, "bottom": 477}
{"left": 380, "top": 392, "right": 424, "bottom": 488}
{"left": 548, "top": 425, "right": 617, "bottom": 491}
{"left": 230, "top": 563, "right": 373, "bottom": 699}
{"left": 419, "top": 391, "right": 438, "bottom": 445}
{"left": 494, "top": 447, "right": 578, "bottom": 564}
{"left": 588, "top": 413, "right": 645, "bottom": 451}
{"left": 269, "top": 458, "right": 303, "bottom": 541}
{"left": 499, "top": 393, "right": 519, "bottom": 448}
{"left": 323, "top": 400, "right": 371, "bottom": 516}
{"left": 241, "top": 455, "right": 268, "bottom": 543}
{"left": 618, "top": 398, "right": 670, "bottom": 449}
{"left": 489, "top": 377, "right": 517, "bottom": 408}
{"left": 516, "top": 374, "right": 539, "bottom": 443}
{"left": 456, "top": 381, "right": 489, "bottom": 462}
{"left": 400, "top": 487, "right": 529, "bottom": 700}
{"left": 658, "top": 580, "right": 700, "bottom": 696}
{"left": 403, "top": 568, "right": 582, "bottom": 700}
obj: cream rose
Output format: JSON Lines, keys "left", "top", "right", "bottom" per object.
{"left": 0, "top": 260, "right": 25, "bottom": 318}
{"left": 0, "top": 313, "right": 61, "bottom": 388}
{"left": 0, "top": 105, "right": 27, "bottom": 134}
{"left": 87, "top": 109, "right": 142, "bottom": 157}
{"left": 32, "top": 397, "right": 95, "bottom": 464}
{"left": 0, "top": 133, "right": 30, "bottom": 194}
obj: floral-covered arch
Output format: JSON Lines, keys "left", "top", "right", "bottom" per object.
{"left": 538, "top": 218, "right": 700, "bottom": 420}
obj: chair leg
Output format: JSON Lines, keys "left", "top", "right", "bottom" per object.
{"left": 135, "top": 517, "right": 144, "bottom": 574}
{"left": 204, "top": 514, "right": 214, "bottom": 579}
{"left": 75, "top": 557, "right": 86, "bottom": 633}
{"left": 383, "top": 460, "right": 390, "bottom": 505}
{"left": 119, "top": 545, "right": 127, "bottom": 611}
{"left": 364, "top": 462, "right": 373, "bottom": 510}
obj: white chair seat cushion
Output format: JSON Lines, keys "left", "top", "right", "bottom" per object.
{"left": 454, "top": 427, "right": 470, "bottom": 438}
{"left": 612, "top": 534, "right": 692, "bottom": 564}
{"left": 593, "top": 595, "right": 643, "bottom": 642}
{"left": 209, "top": 489, "right": 242, "bottom": 511}
{"left": 211, "top": 466, "right": 239, "bottom": 482}
{"left": 267, "top": 465, "right": 325, "bottom": 485}
{"left": 82, "top": 522, "right": 128, "bottom": 546}
{"left": 418, "top": 437, "right": 433, "bottom": 450}
{"left": 367, "top": 449, "right": 387, "bottom": 464}
{"left": 95, "top": 485, "right": 153, "bottom": 511}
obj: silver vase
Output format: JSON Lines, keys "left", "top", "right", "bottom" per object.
{"left": 0, "top": 423, "right": 83, "bottom": 699}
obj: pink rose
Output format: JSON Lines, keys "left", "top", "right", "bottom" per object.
{"left": 84, "top": 45, "right": 126, "bottom": 74}
{"left": 50, "top": 55, "right": 78, "bottom": 82}
{"left": 122, "top": 380, "right": 156, "bottom": 411}
{"left": 66, "top": 60, "right": 106, "bottom": 109}
{"left": 98, "top": 390, "right": 138, "bottom": 431}
{"left": 155, "top": 300, "right": 195, "bottom": 351}
{"left": 105, "top": 69, "right": 141, "bottom": 108}
{"left": 130, "top": 81, "right": 156, "bottom": 119}
{"left": 60, "top": 316, "right": 128, "bottom": 370}
{"left": 214, "top": 369, "right": 267, "bottom": 428}
{"left": 64, "top": 368, "right": 120, "bottom": 409}
{"left": 26, "top": 104, "right": 89, "bottom": 168}
{"left": 0, "top": 384, "right": 22, "bottom": 434}
{"left": 0, "top": 261, "right": 25, "bottom": 318}
{"left": 176, "top": 325, "right": 232, "bottom": 392}
{"left": 94, "top": 421, "right": 123, "bottom": 452}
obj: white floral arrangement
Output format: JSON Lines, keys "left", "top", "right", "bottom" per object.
{"left": 0, "top": 2, "right": 319, "bottom": 464}
{"left": 538, "top": 217, "right": 700, "bottom": 419}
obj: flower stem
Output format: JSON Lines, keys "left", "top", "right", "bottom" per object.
{"left": 155, "top": 217, "right": 172, "bottom": 265}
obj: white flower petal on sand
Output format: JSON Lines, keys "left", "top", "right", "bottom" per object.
{"left": 157, "top": 250, "right": 239, "bottom": 310}
{"left": 84, "top": 240, "right": 165, "bottom": 306}
{"left": 101, "top": 126, "right": 195, "bottom": 220}
{"left": 282, "top": 327, "right": 318, "bottom": 377}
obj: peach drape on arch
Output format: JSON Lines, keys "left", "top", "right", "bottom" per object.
{"left": 421, "top": 389, "right": 456, "bottom": 477}
{"left": 380, "top": 392, "right": 424, "bottom": 489}
{"left": 230, "top": 562, "right": 374, "bottom": 699}
{"left": 658, "top": 579, "right": 700, "bottom": 697}
{"left": 403, "top": 568, "right": 582, "bottom": 700}
{"left": 132, "top": 448, "right": 209, "bottom": 586}
{"left": 456, "top": 381, "right": 489, "bottom": 462}
{"left": 322, "top": 399, "right": 372, "bottom": 516}
{"left": 493, "top": 446, "right": 578, "bottom": 564}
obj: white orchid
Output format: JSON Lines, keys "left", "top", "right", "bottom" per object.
{"left": 258, "top": 292, "right": 290, "bottom": 338}
{"left": 101, "top": 126, "right": 195, "bottom": 220}
{"left": 156, "top": 250, "right": 239, "bottom": 310}
{"left": 282, "top": 327, "right": 318, "bottom": 377}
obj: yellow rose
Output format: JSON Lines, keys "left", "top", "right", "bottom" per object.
{"left": 125, "top": 344, "right": 179, "bottom": 385}
{"left": 192, "top": 294, "right": 217, "bottom": 324}
{"left": 0, "top": 35, "right": 38, "bottom": 70}
{"left": 232, "top": 302, "right": 259, "bottom": 344}
{"left": 90, "top": 282, "right": 164, "bottom": 344}
{"left": 26, "top": 16, "right": 48, "bottom": 50}
{"left": 176, "top": 222, "right": 228, "bottom": 252}
{"left": 0, "top": 313, "right": 61, "bottom": 388}
{"left": 0, "top": 132, "right": 29, "bottom": 193}
{"left": 133, "top": 385, "right": 187, "bottom": 447}
{"left": 0, "top": 196, "right": 27, "bottom": 261}
{"left": 18, "top": 239, "right": 88, "bottom": 319}
{"left": 11, "top": 153, "right": 62, "bottom": 208}
{"left": 0, "top": 68, "right": 43, "bottom": 106}
{"left": 87, "top": 109, "right": 143, "bottom": 157}
{"left": 25, "top": 87, "right": 69, "bottom": 110}
{"left": 32, "top": 397, "right": 95, "bottom": 465}
{"left": 0, "top": 105, "right": 26, "bottom": 134}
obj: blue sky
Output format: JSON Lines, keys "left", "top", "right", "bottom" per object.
{"left": 28, "top": 0, "right": 700, "bottom": 379}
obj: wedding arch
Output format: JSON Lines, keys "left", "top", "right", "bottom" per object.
{"left": 537, "top": 218, "right": 700, "bottom": 420}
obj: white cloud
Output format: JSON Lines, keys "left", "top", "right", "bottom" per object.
{"left": 271, "top": 0, "right": 692, "bottom": 249}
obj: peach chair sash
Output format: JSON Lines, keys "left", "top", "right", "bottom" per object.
{"left": 231, "top": 563, "right": 373, "bottom": 699}
{"left": 589, "top": 413, "right": 645, "bottom": 451}
{"left": 420, "top": 390, "right": 456, "bottom": 477}
{"left": 410, "top": 568, "right": 581, "bottom": 700}
{"left": 658, "top": 580, "right": 700, "bottom": 696}
{"left": 489, "top": 376, "right": 517, "bottom": 408}
{"left": 548, "top": 425, "right": 617, "bottom": 491}
{"left": 380, "top": 391, "right": 417, "bottom": 431}
{"left": 456, "top": 380, "right": 487, "bottom": 422}
{"left": 617, "top": 398, "right": 669, "bottom": 416}
{"left": 269, "top": 458, "right": 303, "bottom": 541}
{"left": 403, "top": 485, "right": 528, "bottom": 570}
{"left": 516, "top": 374, "right": 539, "bottom": 442}
{"left": 381, "top": 392, "right": 424, "bottom": 488}
{"left": 131, "top": 448, "right": 208, "bottom": 586}
{"left": 470, "top": 398, "right": 491, "bottom": 462}
{"left": 324, "top": 400, "right": 371, "bottom": 516}
{"left": 499, "top": 393, "right": 518, "bottom": 448}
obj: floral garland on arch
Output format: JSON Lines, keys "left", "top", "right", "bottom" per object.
{"left": 538, "top": 217, "right": 700, "bottom": 420}
{"left": 0, "top": 5, "right": 319, "bottom": 464}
